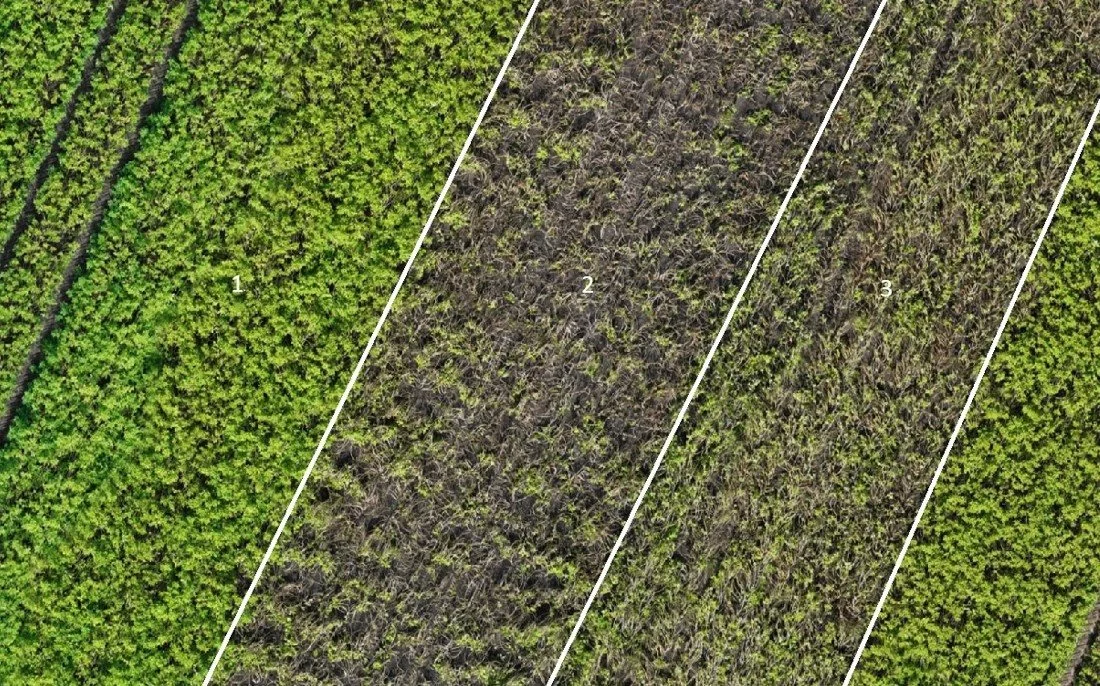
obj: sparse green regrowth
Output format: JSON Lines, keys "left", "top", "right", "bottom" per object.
{"left": 556, "top": 2, "right": 1100, "bottom": 683}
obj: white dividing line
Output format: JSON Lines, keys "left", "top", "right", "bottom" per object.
{"left": 199, "top": 1, "right": 543, "bottom": 682}
{"left": 841, "top": 93, "right": 1100, "bottom": 686}
{"left": 543, "top": 2, "right": 890, "bottom": 683}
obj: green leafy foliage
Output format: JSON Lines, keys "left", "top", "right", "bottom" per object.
{"left": 0, "top": 0, "right": 527, "bottom": 681}
{"left": 0, "top": 0, "right": 110, "bottom": 232}
{"left": 0, "top": 0, "right": 189, "bottom": 409}
{"left": 851, "top": 133, "right": 1100, "bottom": 685}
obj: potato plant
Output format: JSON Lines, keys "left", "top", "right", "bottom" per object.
{"left": 0, "top": 0, "right": 112, "bottom": 237}
{"left": 0, "top": 0, "right": 528, "bottom": 681}
{"left": 221, "top": 0, "right": 886, "bottom": 681}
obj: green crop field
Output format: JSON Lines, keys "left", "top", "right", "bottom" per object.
{"left": 0, "top": 0, "right": 527, "bottom": 681}
{"left": 1, "top": 0, "right": 1098, "bottom": 683}
{"left": 0, "top": 0, "right": 111, "bottom": 233}
{"left": 216, "top": 0, "right": 883, "bottom": 681}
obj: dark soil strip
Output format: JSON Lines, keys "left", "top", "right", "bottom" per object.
{"left": 0, "top": 0, "right": 201, "bottom": 446}
{"left": 0, "top": 0, "right": 130, "bottom": 274}
{"left": 1063, "top": 597, "right": 1100, "bottom": 686}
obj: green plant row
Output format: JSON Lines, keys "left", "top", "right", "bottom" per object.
{"left": 0, "top": 0, "right": 112, "bottom": 236}
{"left": 0, "top": 0, "right": 190, "bottom": 425}
{"left": 0, "top": 0, "right": 527, "bottom": 681}
{"left": 851, "top": 131, "right": 1100, "bottom": 685}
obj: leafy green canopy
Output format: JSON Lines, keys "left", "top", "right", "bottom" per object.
{"left": 0, "top": 1, "right": 110, "bottom": 233}
{"left": 0, "top": 0, "right": 191, "bottom": 421}
{"left": 0, "top": 0, "right": 527, "bottom": 681}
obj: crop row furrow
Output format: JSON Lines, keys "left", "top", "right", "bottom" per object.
{"left": 1067, "top": 596, "right": 1100, "bottom": 684}
{"left": 0, "top": 0, "right": 126, "bottom": 274}
{"left": 0, "top": 0, "right": 196, "bottom": 443}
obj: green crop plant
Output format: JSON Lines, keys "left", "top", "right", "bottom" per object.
{"left": 0, "top": 0, "right": 529, "bottom": 681}
{"left": 0, "top": 0, "right": 112, "bottom": 236}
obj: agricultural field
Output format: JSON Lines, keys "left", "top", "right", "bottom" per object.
{"left": 0, "top": 0, "right": 1098, "bottom": 684}
{"left": 215, "top": 0, "right": 883, "bottom": 681}
{"left": 0, "top": 0, "right": 194, "bottom": 434}
{"left": 555, "top": 2, "right": 1099, "bottom": 683}
{"left": 0, "top": 0, "right": 111, "bottom": 234}
{"left": 219, "top": 0, "right": 1100, "bottom": 684}
{"left": 850, "top": 132, "right": 1100, "bottom": 685}
{"left": 0, "top": 0, "right": 528, "bottom": 681}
